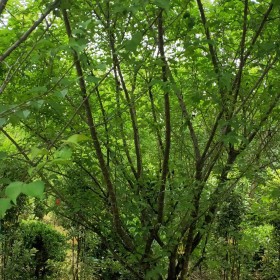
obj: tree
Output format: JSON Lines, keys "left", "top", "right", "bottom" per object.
{"left": 1, "top": 0, "right": 280, "bottom": 279}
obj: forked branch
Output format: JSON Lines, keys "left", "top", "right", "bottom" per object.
{"left": 62, "top": 9, "right": 135, "bottom": 252}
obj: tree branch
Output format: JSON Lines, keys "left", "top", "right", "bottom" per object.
{"left": 109, "top": 33, "right": 143, "bottom": 179}
{"left": 0, "top": 19, "right": 53, "bottom": 94}
{"left": 148, "top": 83, "right": 164, "bottom": 156}
{"left": 0, "top": 128, "right": 34, "bottom": 166}
{"left": 247, "top": 93, "right": 280, "bottom": 145}
{"left": 170, "top": 75, "right": 201, "bottom": 161}
{"left": 109, "top": 35, "right": 138, "bottom": 179}
{"left": 243, "top": 3, "right": 274, "bottom": 63}
{"left": 0, "top": 0, "right": 60, "bottom": 63}
{"left": 0, "top": 0, "right": 8, "bottom": 17}
{"left": 62, "top": 9, "right": 135, "bottom": 252}
{"left": 157, "top": 9, "right": 171, "bottom": 225}
{"left": 234, "top": 56, "right": 278, "bottom": 116}
{"left": 231, "top": 0, "right": 249, "bottom": 102}
{"left": 196, "top": 0, "right": 219, "bottom": 75}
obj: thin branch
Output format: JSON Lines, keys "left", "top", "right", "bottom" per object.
{"left": 243, "top": 3, "right": 274, "bottom": 63}
{"left": 0, "top": 19, "right": 53, "bottom": 94}
{"left": 0, "top": 128, "right": 34, "bottom": 166}
{"left": 109, "top": 33, "right": 143, "bottom": 179}
{"left": 234, "top": 56, "right": 278, "bottom": 116}
{"left": 0, "top": 62, "right": 76, "bottom": 119}
{"left": 62, "top": 9, "right": 135, "bottom": 252}
{"left": 22, "top": 121, "right": 107, "bottom": 199}
{"left": 168, "top": 73, "right": 201, "bottom": 161}
{"left": 0, "top": 115, "right": 138, "bottom": 277}
{"left": 86, "top": 52, "right": 110, "bottom": 167}
{"left": 157, "top": 9, "right": 171, "bottom": 225}
{"left": 196, "top": 0, "right": 219, "bottom": 75}
{"left": 200, "top": 111, "right": 224, "bottom": 164}
{"left": 109, "top": 35, "right": 138, "bottom": 179}
{"left": 0, "top": 0, "right": 60, "bottom": 63}
{"left": 231, "top": 0, "right": 249, "bottom": 102}
{"left": 141, "top": 10, "right": 172, "bottom": 263}
{"left": 55, "top": 210, "right": 144, "bottom": 279}
{"left": 191, "top": 125, "right": 278, "bottom": 253}
{"left": 118, "top": 70, "right": 142, "bottom": 178}
{"left": 247, "top": 93, "right": 280, "bottom": 144}
{"left": 148, "top": 83, "right": 164, "bottom": 156}
{"left": 0, "top": 55, "right": 23, "bottom": 94}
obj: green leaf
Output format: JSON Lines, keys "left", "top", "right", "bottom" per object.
{"left": 86, "top": 75, "right": 100, "bottom": 84}
{"left": 15, "top": 110, "right": 31, "bottom": 120}
{"left": 5, "top": 181, "right": 24, "bottom": 204}
{"left": 30, "top": 100, "right": 45, "bottom": 109}
{"left": 30, "top": 147, "right": 48, "bottom": 159}
{"left": 154, "top": 0, "right": 170, "bottom": 10}
{"left": 54, "top": 89, "right": 68, "bottom": 99}
{"left": 29, "top": 86, "right": 48, "bottom": 94}
{"left": 64, "top": 134, "right": 90, "bottom": 145}
{"left": 22, "top": 181, "right": 45, "bottom": 199}
{"left": 54, "top": 146, "right": 72, "bottom": 160}
{"left": 80, "top": 19, "right": 92, "bottom": 29}
{"left": 0, "top": 198, "right": 12, "bottom": 218}
{"left": 0, "top": 104, "right": 10, "bottom": 114}
{"left": 51, "top": 158, "right": 71, "bottom": 165}
{"left": 124, "top": 32, "right": 142, "bottom": 53}
{"left": 0, "top": 118, "right": 7, "bottom": 127}
{"left": 60, "top": 89, "right": 68, "bottom": 98}
{"left": 0, "top": 151, "right": 8, "bottom": 159}
{"left": 272, "top": 0, "right": 280, "bottom": 7}
{"left": 50, "top": 145, "right": 73, "bottom": 164}
{"left": 0, "top": 178, "right": 10, "bottom": 185}
{"left": 69, "top": 38, "right": 87, "bottom": 53}
{"left": 96, "top": 63, "right": 107, "bottom": 71}
{"left": 23, "top": 110, "right": 30, "bottom": 118}
{"left": 60, "top": 0, "right": 71, "bottom": 9}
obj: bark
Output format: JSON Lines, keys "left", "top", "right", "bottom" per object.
{"left": 0, "top": 0, "right": 8, "bottom": 17}
{"left": 62, "top": 9, "right": 135, "bottom": 252}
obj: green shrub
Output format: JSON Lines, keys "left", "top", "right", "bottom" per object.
{"left": 2, "top": 220, "right": 67, "bottom": 279}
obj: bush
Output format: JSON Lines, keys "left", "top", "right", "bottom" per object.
{"left": 2, "top": 220, "right": 67, "bottom": 279}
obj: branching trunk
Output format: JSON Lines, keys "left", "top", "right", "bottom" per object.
{"left": 62, "top": 9, "right": 135, "bottom": 252}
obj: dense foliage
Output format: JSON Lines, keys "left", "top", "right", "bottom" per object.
{"left": 1, "top": 218, "right": 67, "bottom": 279}
{"left": 1, "top": 0, "right": 280, "bottom": 279}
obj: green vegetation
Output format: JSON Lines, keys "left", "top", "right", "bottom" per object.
{"left": 1, "top": 220, "right": 67, "bottom": 279}
{"left": 0, "top": 0, "right": 280, "bottom": 279}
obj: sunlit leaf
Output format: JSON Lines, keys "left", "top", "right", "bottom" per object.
{"left": 22, "top": 181, "right": 45, "bottom": 199}
{"left": 58, "top": 146, "right": 72, "bottom": 158}
{"left": 30, "top": 147, "right": 48, "bottom": 159}
{"left": 64, "top": 134, "right": 90, "bottom": 145}
{"left": 5, "top": 181, "right": 24, "bottom": 204}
